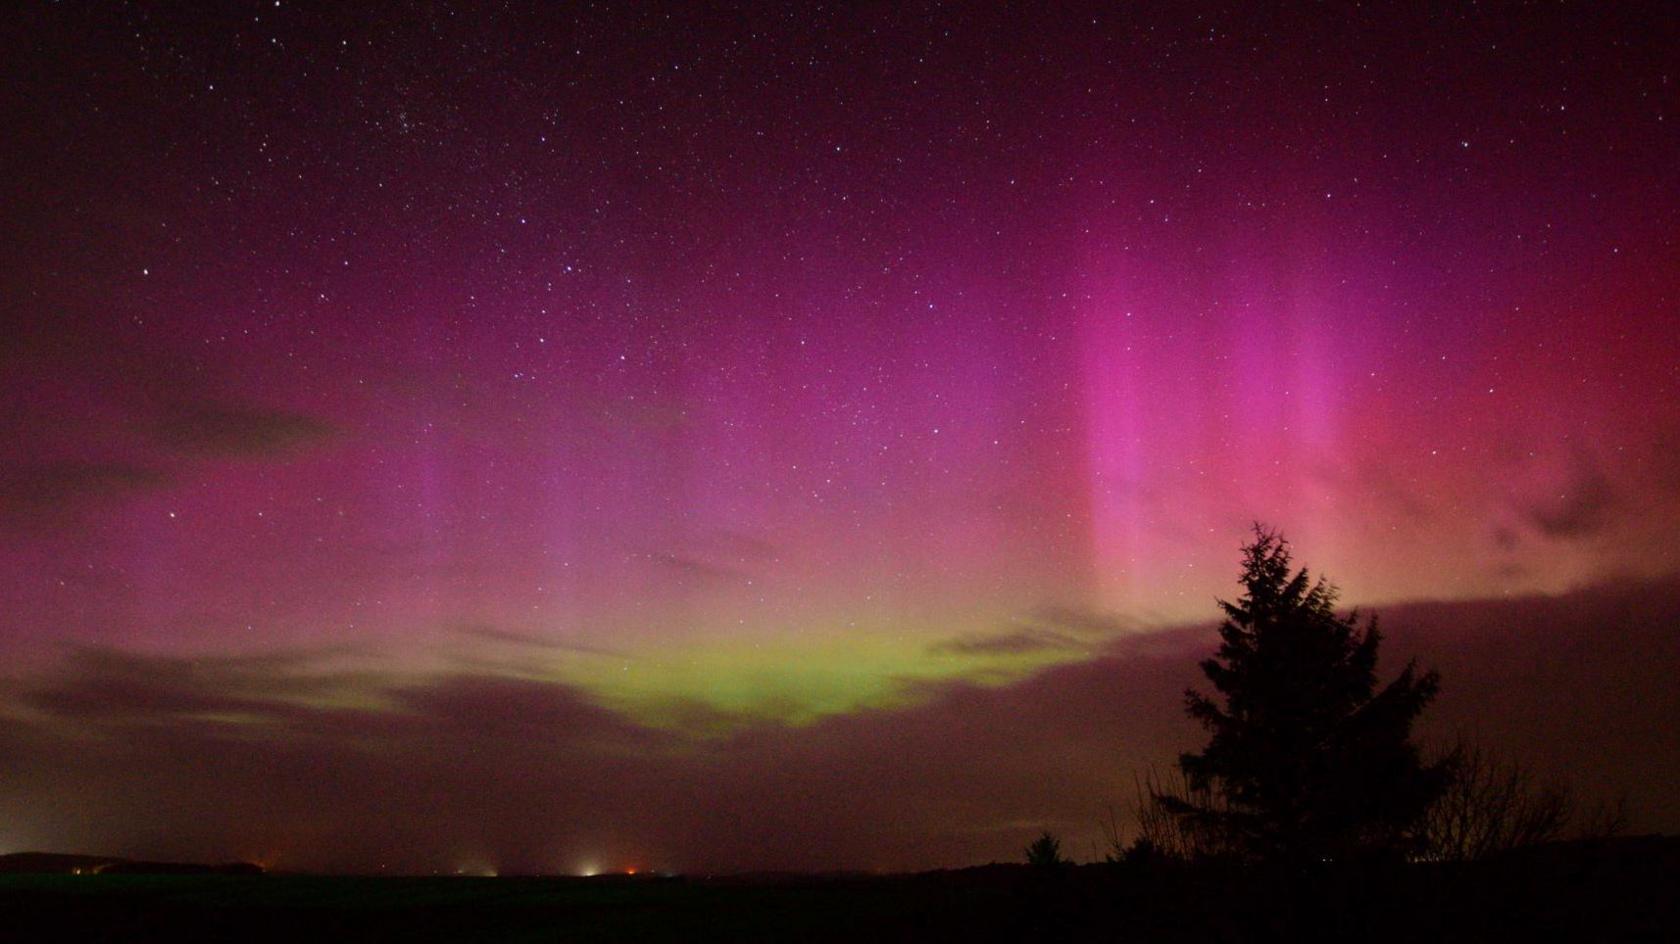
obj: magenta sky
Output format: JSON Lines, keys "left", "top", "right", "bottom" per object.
{"left": 2, "top": 4, "right": 1677, "bottom": 872}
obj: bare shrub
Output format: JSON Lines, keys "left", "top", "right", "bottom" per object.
{"left": 1105, "top": 769, "right": 1236, "bottom": 863}
{"left": 1419, "top": 741, "right": 1572, "bottom": 861}
{"left": 1574, "top": 793, "right": 1630, "bottom": 841}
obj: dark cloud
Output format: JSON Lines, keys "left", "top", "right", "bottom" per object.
{"left": 0, "top": 461, "right": 170, "bottom": 528}
{"left": 389, "top": 675, "right": 669, "bottom": 748}
{"left": 28, "top": 674, "right": 259, "bottom": 722}
{"left": 634, "top": 532, "right": 777, "bottom": 590}
{"left": 930, "top": 627, "right": 1085, "bottom": 656}
{"left": 153, "top": 400, "right": 336, "bottom": 457}
{"left": 0, "top": 397, "right": 332, "bottom": 530}
{"left": 1028, "top": 604, "right": 1140, "bottom": 638}
{"left": 646, "top": 551, "right": 748, "bottom": 584}
{"left": 1522, "top": 454, "right": 1620, "bottom": 539}
{"left": 1, "top": 578, "right": 1676, "bottom": 872}
{"left": 449, "top": 622, "right": 628, "bottom": 659}
{"left": 2, "top": 306, "right": 324, "bottom": 461}
{"left": 925, "top": 603, "right": 1144, "bottom": 657}
{"left": 21, "top": 648, "right": 356, "bottom": 725}
{"left": 1492, "top": 525, "right": 1520, "bottom": 552}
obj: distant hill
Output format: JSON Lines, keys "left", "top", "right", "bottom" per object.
{"left": 0, "top": 852, "right": 262, "bottom": 875}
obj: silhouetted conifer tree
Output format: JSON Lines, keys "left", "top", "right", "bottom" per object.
{"left": 1167, "top": 526, "right": 1449, "bottom": 864}
{"left": 1025, "top": 831, "right": 1067, "bottom": 871}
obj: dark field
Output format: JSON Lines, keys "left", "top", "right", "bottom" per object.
{"left": 1, "top": 838, "right": 1676, "bottom": 943}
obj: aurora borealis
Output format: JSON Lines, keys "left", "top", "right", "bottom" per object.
{"left": 2, "top": 3, "right": 1678, "bottom": 873}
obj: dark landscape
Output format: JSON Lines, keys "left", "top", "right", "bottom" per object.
{"left": 1, "top": 838, "right": 1676, "bottom": 943}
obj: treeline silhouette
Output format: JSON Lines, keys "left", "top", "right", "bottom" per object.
{"left": 1013, "top": 527, "right": 1664, "bottom": 940}
{"left": 1031, "top": 527, "right": 1628, "bottom": 869}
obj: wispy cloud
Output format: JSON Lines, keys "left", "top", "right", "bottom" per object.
{"left": 20, "top": 647, "right": 363, "bottom": 724}
{"left": 646, "top": 551, "right": 749, "bottom": 584}
{"left": 930, "top": 627, "right": 1085, "bottom": 656}
{"left": 0, "top": 461, "right": 171, "bottom": 529}
{"left": 450, "top": 622, "right": 629, "bottom": 659}
{"left": 153, "top": 399, "right": 336, "bottom": 458}
{"left": 1028, "top": 604, "right": 1142, "bottom": 638}
{"left": 1523, "top": 458, "right": 1619, "bottom": 539}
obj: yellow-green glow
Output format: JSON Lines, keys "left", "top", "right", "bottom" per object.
{"left": 531, "top": 627, "right": 1093, "bottom": 732}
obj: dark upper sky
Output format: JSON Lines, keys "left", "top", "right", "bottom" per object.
{"left": 1, "top": 2, "right": 1676, "bottom": 872}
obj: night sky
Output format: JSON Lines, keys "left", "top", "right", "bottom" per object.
{"left": 2, "top": 3, "right": 1677, "bottom": 873}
